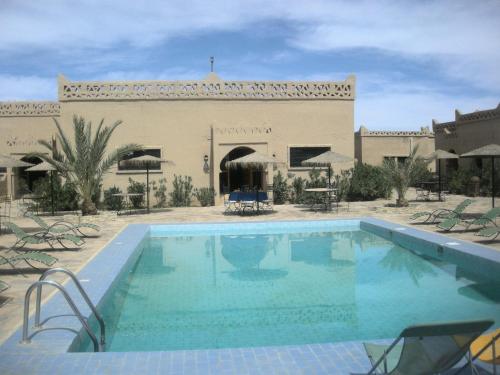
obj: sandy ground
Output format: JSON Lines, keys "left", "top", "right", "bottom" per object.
{"left": 0, "top": 190, "right": 498, "bottom": 345}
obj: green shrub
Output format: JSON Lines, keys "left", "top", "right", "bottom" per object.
{"left": 170, "top": 175, "right": 193, "bottom": 207}
{"left": 127, "top": 178, "right": 145, "bottom": 208}
{"left": 411, "top": 159, "right": 434, "bottom": 186}
{"left": 103, "top": 186, "right": 123, "bottom": 211}
{"left": 32, "top": 175, "right": 79, "bottom": 212}
{"left": 448, "top": 167, "right": 472, "bottom": 194}
{"left": 303, "top": 169, "right": 329, "bottom": 205}
{"left": 289, "top": 176, "right": 306, "bottom": 204}
{"left": 347, "top": 162, "right": 391, "bottom": 201}
{"left": 151, "top": 178, "right": 168, "bottom": 208}
{"left": 333, "top": 169, "right": 352, "bottom": 202}
{"left": 193, "top": 187, "right": 215, "bottom": 206}
{"left": 273, "top": 170, "right": 288, "bottom": 204}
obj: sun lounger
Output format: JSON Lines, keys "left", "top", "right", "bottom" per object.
{"left": 4, "top": 222, "right": 84, "bottom": 250}
{"left": 0, "top": 280, "right": 9, "bottom": 293}
{"left": 410, "top": 199, "right": 474, "bottom": 223}
{"left": 362, "top": 319, "right": 493, "bottom": 374}
{"left": 438, "top": 207, "right": 500, "bottom": 231}
{"left": 25, "top": 212, "right": 99, "bottom": 236}
{"left": 0, "top": 251, "right": 58, "bottom": 274}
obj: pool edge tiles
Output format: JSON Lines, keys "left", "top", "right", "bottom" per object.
{"left": 1, "top": 218, "right": 499, "bottom": 375}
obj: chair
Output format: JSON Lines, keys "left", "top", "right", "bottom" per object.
{"left": 476, "top": 225, "right": 500, "bottom": 240}
{"left": 409, "top": 199, "right": 474, "bottom": 223}
{"left": 362, "top": 319, "right": 493, "bottom": 375}
{"left": 438, "top": 207, "right": 500, "bottom": 231}
{"left": 258, "top": 191, "right": 273, "bottom": 211}
{"left": 4, "top": 222, "right": 84, "bottom": 250}
{"left": 0, "top": 251, "right": 58, "bottom": 274}
{"left": 25, "top": 212, "right": 99, "bottom": 236}
{"left": 224, "top": 192, "right": 240, "bottom": 213}
{"left": 239, "top": 192, "right": 256, "bottom": 213}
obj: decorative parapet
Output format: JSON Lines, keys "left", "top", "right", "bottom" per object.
{"left": 58, "top": 74, "right": 355, "bottom": 101}
{"left": 432, "top": 120, "right": 457, "bottom": 136}
{"left": 357, "top": 125, "right": 433, "bottom": 137}
{"left": 457, "top": 103, "right": 500, "bottom": 123}
{"left": 0, "top": 101, "right": 60, "bottom": 117}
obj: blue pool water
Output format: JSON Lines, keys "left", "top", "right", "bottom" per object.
{"left": 75, "top": 222, "right": 500, "bottom": 352}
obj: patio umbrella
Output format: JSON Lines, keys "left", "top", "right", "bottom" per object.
{"left": 461, "top": 144, "right": 500, "bottom": 207}
{"left": 301, "top": 150, "right": 353, "bottom": 187}
{"left": 226, "top": 151, "right": 284, "bottom": 213}
{"left": 124, "top": 155, "right": 174, "bottom": 213}
{"left": 26, "top": 161, "right": 57, "bottom": 216}
{"left": 424, "top": 149, "right": 459, "bottom": 201}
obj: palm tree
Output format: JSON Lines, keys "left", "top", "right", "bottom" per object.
{"left": 35, "top": 115, "right": 140, "bottom": 215}
{"left": 382, "top": 145, "right": 429, "bottom": 207}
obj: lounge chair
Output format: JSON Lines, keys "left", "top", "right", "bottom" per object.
{"left": 0, "top": 280, "right": 9, "bottom": 293}
{"left": 0, "top": 251, "right": 58, "bottom": 274}
{"left": 476, "top": 225, "right": 500, "bottom": 240}
{"left": 409, "top": 199, "right": 474, "bottom": 223}
{"left": 224, "top": 192, "right": 240, "bottom": 212}
{"left": 257, "top": 191, "right": 273, "bottom": 211}
{"left": 362, "top": 319, "right": 493, "bottom": 375}
{"left": 25, "top": 212, "right": 99, "bottom": 236}
{"left": 4, "top": 222, "right": 84, "bottom": 250}
{"left": 438, "top": 207, "right": 500, "bottom": 231}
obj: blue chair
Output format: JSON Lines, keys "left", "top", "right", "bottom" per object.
{"left": 224, "top": 192, "right": 240, "bottom": 212}
{"left": 258, "top": 191, "right": 273, "bottom": 211}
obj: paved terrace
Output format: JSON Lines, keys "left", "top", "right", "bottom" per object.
{"left": 0, "top": 190, "right": 497, "bottom": 373}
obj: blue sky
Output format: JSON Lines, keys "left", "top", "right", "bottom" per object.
{"left": 1, "top": 0, "right": 499, "bottom": 130}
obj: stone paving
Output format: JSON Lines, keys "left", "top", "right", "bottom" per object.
{"left": 0, "top": 190, "right": 498, "bottom": 367}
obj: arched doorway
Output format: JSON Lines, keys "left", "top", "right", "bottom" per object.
{"left": 19, "top": 156, "right": 44, "bottom": 193}
{"left": 219, "top": 147, "right": 263, "bottom": 194}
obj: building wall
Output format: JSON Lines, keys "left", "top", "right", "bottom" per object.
{"left": 354, "top": 126, "right": 435, "bottom": 168}
{"left": 0, "top": 74, "right": 355, "bottom": 204}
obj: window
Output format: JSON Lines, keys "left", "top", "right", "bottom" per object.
{"left": 289, "top": 146, "right": 330, "bottom": 168}
{"left": 383, "top": 156, "right": 407, "bottom": 165}
{"left": 118, "top": 148, "right": 161, "bottom": 171}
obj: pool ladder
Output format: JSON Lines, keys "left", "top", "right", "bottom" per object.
{"left": 21, "top": 267, "right": 105, "bottom": 352}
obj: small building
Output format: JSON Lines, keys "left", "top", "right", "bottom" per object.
{"left": 354, "top": 126, "right": 435, "bottom": 167}
{"left": 0, "top": 73, "right": 356, "bottom": 204}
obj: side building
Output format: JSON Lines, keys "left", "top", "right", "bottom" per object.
{"left": 0, "top": 73, "right": 356, "bottom": 204}
{"left": 354, "top": 126, "right": 435, "bottom": 167}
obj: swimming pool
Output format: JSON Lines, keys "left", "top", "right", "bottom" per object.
{"left": 71, "top": 219, "right": 500, "bottom": 353}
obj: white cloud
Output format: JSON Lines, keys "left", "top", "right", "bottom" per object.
{"left": 0, "top": 75, "right": 56, "bottom": 100}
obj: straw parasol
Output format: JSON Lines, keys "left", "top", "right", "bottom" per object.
{"left": 461, "top": 144, "right": 500, "bottom": 207}
{"left": 26, "top": 161, "right": 57, "bottom": 215}
{"left": 225, "top": 151, "right": 284, "bottom": 213}
{"left": 424, "top": 149, "right": 459, "bottom": 201}
{"left": 123, "top": 155, "right": 174, "bottom": 213}
{"left": 301, "top": 150, "right": 353, "bottom": 187}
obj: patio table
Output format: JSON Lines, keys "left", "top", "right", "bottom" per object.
{"left": 304, "top": 188, "right": 338, "bottom": 211}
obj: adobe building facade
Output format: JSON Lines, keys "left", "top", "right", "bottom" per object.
{"left": 354, "top": 126, "right": 435, "bottom": 167}
{"left": 0, "top": 73, "right": 355, "bottom": 204}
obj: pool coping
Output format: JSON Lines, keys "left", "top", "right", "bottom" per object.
{"left": 0, "top": 217, "right": 498, "bottom": 374}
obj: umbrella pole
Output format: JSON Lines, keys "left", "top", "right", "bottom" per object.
{"left": 438, "top": 159, "right": 441, "bottom": 201}
{"left": 492, "top": 156, "right": 495, "bottom": 208}
{"left": 51, "top": 170, "right": 55, "bottom": 216}
{"left": 146, "top": 163, "right": 150, "bottom": 214}
{"left": 328, "top": 165, "right": 332, "bottom": 210}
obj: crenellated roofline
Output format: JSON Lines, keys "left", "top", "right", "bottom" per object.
{"left": 0, "top": 101, "right": 60, "bottom": 117}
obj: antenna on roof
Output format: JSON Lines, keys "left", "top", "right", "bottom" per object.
{"left": 210, "top": 56, "right": 214, "bottom": 72}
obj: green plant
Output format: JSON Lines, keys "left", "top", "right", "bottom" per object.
{"left": 33, "top": 115, "right": 140, "bottom": 215}
{"left": 411, "top": 159, "right": 434, "bottom": 186}
{"left": 448, "top": 167, "right": 473, "bottom": 194}
{"left": 103, "top": 186, "right": 123, "bottom": 211}
{"left": 169, "top": 175, "right": 193, "bottom": 207}
{"left": 151, "top": 178, "right": 168, "bottom": 208}
{"left": 333, "top": 169, "right": 352, "bottom": 202}
{"left": 273, "top": 170, "right": 288, "bottom": 204}
{"left": 193, "top": 187, "right": 215, "bottom": 207}
{"left": 289, "top": 176, "right": 306, "bottom": 204}
{"left": 32, "top": 175, "right": 79, "bottom": 212}
{"left": 127, "top": 178, "right": 145, "bottom": 208}
{"left": 382, "top": 146, "right": 429, "bottom": 207}
{"left": 347, "top": 163, "right": 390, "bottom": 201}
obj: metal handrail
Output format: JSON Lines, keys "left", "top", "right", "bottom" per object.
{"left": 21, "top": 280, "right": 100, "bottom": 352}
{"left": 34, "top": 267, "right": 105, "bottom": 351}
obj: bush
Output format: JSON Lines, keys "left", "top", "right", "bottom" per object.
{"left": 411, "top": 159, "right": 434, "bottom": 186}
{"left": 32, "top": 175, "right": 79, "bottom": 212}
{"left": 127, "top": 178, "right": 145, "bottom": 208}
{"left": 273, "top": 171, "right": 288, "bottom": 204}
{"left": 333, "top": 169, "right": 352, "bottom": 202}
{"left": 347, "top": 162, "right": 391, "bottom": 201}
{"left": 151, "top": 178, "right": 168, "bottom": 208}
{"left": 448, "top": 167, "right": 472, "bottom": 194}
{"left": 303, "top": 169, "right": 329, "bottom": 205}
{"left": 170, "top": 175, "right": 193, "bottom": 207}
{"left": 193, "top": 187, "right": 215, "bottom": 206}
{"left": 103, "top": 186, "right": 123, "bottom": 211}
{"left": 289, "top": 176, "right": 306, "bottom": 204}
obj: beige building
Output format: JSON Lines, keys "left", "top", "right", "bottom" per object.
{"left": 0, "top": 73, "right": 355, "bottom": 204}
{"left": 354, "top": 126, "right": 435, "bottom": 167}
{"left": 433, "top": 104, "right": 500, "bottom": 172}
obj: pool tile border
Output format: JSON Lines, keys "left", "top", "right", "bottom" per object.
{"left": 0, "top": 218, "right": 498, "bottom": 374}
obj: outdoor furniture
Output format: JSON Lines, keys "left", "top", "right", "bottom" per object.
{"left": 112, "top": 193, "right": 145, "bottom": 215}
{"left": 224, "top": 192, "right": 240, "bottom": 212}
{"left": 224, "top": 191, "right": 272, "bottom": 214}
{"left": 438, "top": 207, "right": 500, "bottom": 231}
{"left": 423, "top": 149, "right": 459, "bottom": 201}
{"left": 0, "top": 251, "right": 57, "bottom": 274}
{"left": 415, "top": 181, "right": 441, "bottom": 201}
{"left": 304, "top": 188, "right": 338, "bottom": 211}
{"left": 0, "top": 195, "right": 12, "bottom": 234}
{"left": 21, "top": 194, "right": 44, "bottom": 215}
{"left": 257, "top": 191, "right": 273, "bottom": 211}
{"left": 0, "top": 280, "right": 9, "bottom": 293}
{"left": 4, "top": 222, "right": 84, "bottom": 250}
{"left": 465, "top": 328, "right": 500, "bottom": 374}
{"left": 409, "top": 198, "right": 474, "bottom": 223}
{"left": 476, "top": 225, "right": 500, "bottom": 240}
{"left": 25, "top": 212, "right": 99, "bottom": 237}
{"left": 362, "top": 319, "right": 493, "bottom": 375}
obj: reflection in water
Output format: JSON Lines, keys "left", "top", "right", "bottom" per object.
{"left": 135, "top": 239, "right": 176, "bottom": 275}
{"left": 291, "top": 234, "right": 340, "bottom": 267}
{"left": 379, "top": 246, "right": 437, "bottom": 286}
{"left": 459, "top": 283, "right": 500, "bottom": 304}
{"left": 221, "top": 235, "right": 288, "bottom": 281}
